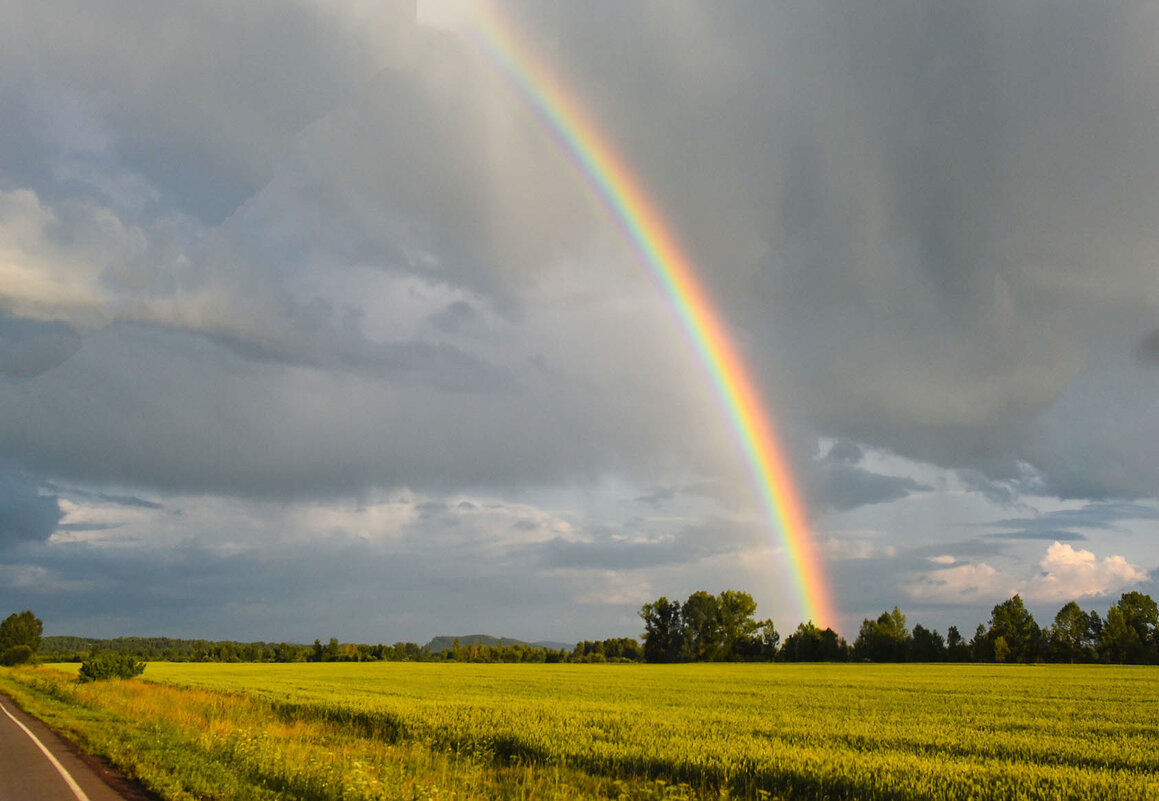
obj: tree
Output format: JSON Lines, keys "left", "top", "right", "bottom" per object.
{"left": 909, "top": 625, "right": 946, "bottom": 662}
{"left": 640, "top": 597, "right": 684, "bottom": 663}
{"left": 986, "top": 595, "right": 1042, "bottom": 663}
{"left": 779, "top": 622, "right": 847, "bottom": 662}
{"left": 945, "top": 626, "right": 972, "bottom": 662}
{"left": 853, "top": 607, "right": 910, "bottom": 662}
{"left": 681, "top": 591, "right": 723, "bottom": 661}
{"left": 0, "top": 610, "right": 43, "bottom": 654}
{"left": 969, "top": 624, "right": 991, "bottom": 662}
{"left": 1047, "top": 602, "right": 1097, "bottom": 663}
{"left": 0, "top": 610, "right": 42, "bottom": 666}
{"left": 734, "top": 618, "right": 779, "bottom": 661}
{"left": 1099, "top": 592, "right": 1158, "bottom": 664}
{"left": 716, "top": 590, "right": 760, "bottom": 660}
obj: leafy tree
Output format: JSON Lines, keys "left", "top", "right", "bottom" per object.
{"left": 909, "top": 625, "right": 946, "bottom": 662}
{"left": 734, "top": 618, "right": 779, "bottom": 661}
{"left": 716, "top": 590, "right": 760, "bottom": 660}
{"left": 1047, "top": 602, "right": 1097, "bottom": 663}
{"left": 853, "top": 607, "right": 910, "bottom": 662}
{"left": 969, "top": 624, "right": 991, "bottom": 662}
{"left": 0, "top": 610, "right": 43, "bottom": 655}
{"left": 640, "top": 596, "right": 685, "bottom": 662}
{"left": 992, "top": 635, "right": 1011, "bottom": 663}
{"left": 1099, "top": 592, "right": 1158, "bottom": 664}
{"left": 945, "top": 626, "right": 972, "bottom": 662}
{"left": 779, "top": 622, "right": 847, "bottom": 662}
{"left": 986, "top": 595, "right": 1042, "bottom": 663}
{"left": 681, "top": 590, "right": 723, "bottom": 661}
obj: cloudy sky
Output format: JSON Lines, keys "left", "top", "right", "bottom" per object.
{"left": 2, "top": 0, "right": 1157, "bottom": 645}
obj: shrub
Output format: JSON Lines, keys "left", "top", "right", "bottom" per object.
{"left": 0, "top": 645, "right": 33, "bottom": 666}
{"left": 78, "top": 652, "right": 146, "bottom": 682}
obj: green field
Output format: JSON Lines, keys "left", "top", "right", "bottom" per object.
{"left": 1, "top": 662, "right": 1156, "bottom": 799}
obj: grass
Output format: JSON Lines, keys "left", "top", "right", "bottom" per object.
{"left": 2, "top": 662, "right": 1157, "bottom": 799}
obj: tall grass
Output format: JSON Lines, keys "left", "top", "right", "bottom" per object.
{"left": 3, "top": 662, "right": 1157, "bottom": 800}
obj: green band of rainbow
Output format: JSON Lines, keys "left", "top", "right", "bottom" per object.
{"left": 470, "top": 3, "right": 835, "bottom": 628}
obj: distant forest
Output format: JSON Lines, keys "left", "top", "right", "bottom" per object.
{"left": 27, "top": 589, "right": 1159, "bottom": 666}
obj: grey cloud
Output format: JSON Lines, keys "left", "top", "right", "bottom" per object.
{"left": 984, "top": 502, "right": 1159, "bottom": 541}
{"left": 513, "top": 2, "right": 1159, "bottom": 504}
{"left": 984, "top": 529, "right": 1086, "bottom": 543}
{"left": 0, "top": 315, "right": 83, "bottom": 380}
{"left": 0, "top": 1, "right": 417, "bottom": 225}
{"left": 0, "top": 466, "right": 62, "bottom": 548}
{"left": 1137, "top": 329, "right": 1159, "bottom": 367}
{"left": 635, "top": 488, "right": 675, "bottom": 508}
{"left": 824, "top": 441, "right": 864, "bottom": 465}
{"left": 535, "top": 520, "right": 760, "bottom": 572}
{"left": 807, "top": 463, "right": 929, "bottom": 513}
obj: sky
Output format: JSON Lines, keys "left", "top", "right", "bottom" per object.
{"left": 1, "top": 0, "right": 1157, "bottom": 645}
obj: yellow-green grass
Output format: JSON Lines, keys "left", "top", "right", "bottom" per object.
{"left": 3, "top": 662, "right": 1157, "bottom": 800}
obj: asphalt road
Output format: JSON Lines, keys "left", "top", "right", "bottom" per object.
{"left": 0, "top": 695, "right": 127, "bottom": 801}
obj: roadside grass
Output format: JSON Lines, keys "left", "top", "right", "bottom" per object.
{"left": 0, "top": 665, "right": 701, "bottom": 800}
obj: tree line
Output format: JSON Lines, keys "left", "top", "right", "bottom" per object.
{"left": 29, "top": 630, "right": 641, "bottom": 665}
{"left": 6, "top": 588, "right": 1158, "bottom": 668}
{"left": 638, "top": 590, "right": 1159, "bottom": 664}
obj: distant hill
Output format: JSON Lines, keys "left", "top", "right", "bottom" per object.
{"left": 425, "top": 634, "right": 576, "bottom": 654}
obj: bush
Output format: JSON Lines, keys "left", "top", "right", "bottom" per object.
{"left": 0, "top": 645, "right": 33, "bottom": 666}
{"left": 78, "top": 652, "right": 146, "bottom": 682}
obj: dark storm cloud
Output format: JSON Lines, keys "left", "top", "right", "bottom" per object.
{"left": 0, "top": 466, "right": 62, "bottom": 548}
{"left": 806, "top": 463, "right": 929, "bottom": 513}
{"left": 509, "top": 2, "right": 1159, "bottom": 503}
{"left": 983, "top": 503, "right": 1159, "bottom": 541}
{"left": 0, "top": 315, "right": 83, "bottom": 380}
{"left": 1137, "top": 329, "right": 1159, "bottom": 367}
{"left": 2, "top": 0, "right": 1159, "bottom": 642}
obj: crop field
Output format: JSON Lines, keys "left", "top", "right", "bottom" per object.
{"left": 1, "top": 662, "right": 1156, "bottom": 800}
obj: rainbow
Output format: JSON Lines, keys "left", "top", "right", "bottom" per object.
{"left": 468, "top": 3, "right": 836, "bottom": 628}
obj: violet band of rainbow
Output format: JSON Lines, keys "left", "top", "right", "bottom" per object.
{"left": 470, "top": 2, "right": 835, "bottom": 629}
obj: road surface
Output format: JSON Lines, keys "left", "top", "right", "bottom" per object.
{"left": 0, "top": 694, "right": 127, "bottom": 801}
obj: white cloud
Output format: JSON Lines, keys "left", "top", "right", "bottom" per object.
{"left": 908, "top": 541, "right": 1148, "bottom": 606}
{"left": 929, "top": 554, "right": 956, "bottom": 565}
{"left": 908, "top": 561, "right": 1012, "bottom": 604}
{"left": 1027, "top": 541, "right": 1150, "bottom": 602}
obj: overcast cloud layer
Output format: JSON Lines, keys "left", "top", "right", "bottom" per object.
{"left": 1, "top": 0, "right": 1156, "bottom": 643}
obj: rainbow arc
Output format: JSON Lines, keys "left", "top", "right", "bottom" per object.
{"left": 470, "top": 3, "right": 835, "bottom": 628}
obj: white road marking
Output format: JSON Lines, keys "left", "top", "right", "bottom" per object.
{"left": 0, "top": 698, "right": 92, "bottom": 801}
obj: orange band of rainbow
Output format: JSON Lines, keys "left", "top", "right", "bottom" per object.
{"left": 471, "top": 3, "right": 835, "bottom": 629}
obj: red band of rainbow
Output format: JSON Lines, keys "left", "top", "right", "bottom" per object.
{"left": 470, "top": 3, "right": 835, "bottom": 629}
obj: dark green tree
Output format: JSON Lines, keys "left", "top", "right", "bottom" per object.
{"left": 779, "top": 622, "right": 847, "bottom": 662}
{"left": 986, "top": 595, "right": 1042, "bottom": 663}
{"left": 0, "top": 610, "right": 43, "bottom": 655}
{"left": 681, "top": 591, "right": 723, "bottom": 661}
{"left": 734, "top": 618, "right": 779, "bottom": 661}
{"left": 640, "top": 596, "right": 684, "bottom": 663}
{"left": 1099, "top": 592, "right": 1158, "bottom": 664}
{"left": 853, "top": 607, "right": 910, "bottom": 661}
{"left": 945, "top": 626, "right": 972, "bottom": 661}
{"left": 969, "top": 624, "right": 991, "bottom": 662}
{"left": 716, "top": 590, "right": 760, "bottom": 660}
{"left": 909, "top": 625, "right": 946, "bottom": 662}
{"left": 1047, "top": 601, "right": 1097, "bottom": 663}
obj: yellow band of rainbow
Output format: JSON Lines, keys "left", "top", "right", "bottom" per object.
{"left": 470, "top": 3, "right": 835, "bottom": 629}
